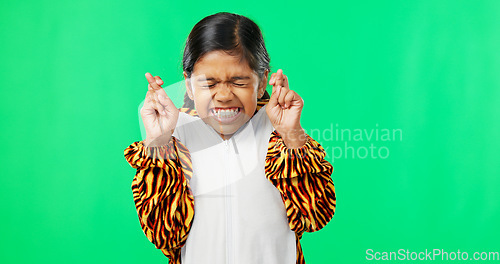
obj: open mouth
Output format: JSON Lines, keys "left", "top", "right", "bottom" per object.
{"left": 210, "top": 107, "right": 242, "bottom": 124}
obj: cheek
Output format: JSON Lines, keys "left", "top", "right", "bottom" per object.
{"left": 240, "top": 90, "right": 258, "bottom": 111}
{"left": 193, "top": 92, "right": 211, "bottom": 115}
{"left": 243, "top": 82, "right": 259, "bottom": 97}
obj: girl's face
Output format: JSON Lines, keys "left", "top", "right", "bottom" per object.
{"left": 183, "top": 50, "right": 268, "bottom": 138}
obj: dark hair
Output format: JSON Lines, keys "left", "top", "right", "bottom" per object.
{"left": 182, "top": 12, "right": 271, "bottom": 108}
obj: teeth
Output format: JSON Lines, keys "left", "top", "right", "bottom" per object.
{"left": 212, "top": 108, "right": 240, "bottom": 120}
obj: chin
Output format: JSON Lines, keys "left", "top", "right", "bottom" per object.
{"left": 212, "top": 123, "right": 242, "bottom": 136}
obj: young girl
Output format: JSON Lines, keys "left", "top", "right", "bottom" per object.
{"left": 124, "top": 12, "right": 336, "bottom": 264}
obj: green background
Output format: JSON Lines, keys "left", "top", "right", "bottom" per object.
{"left": 1, "top": 0, "right": 499, "bottom": 263}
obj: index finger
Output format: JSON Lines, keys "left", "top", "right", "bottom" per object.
{"left": 145, "top": 72, "right": 162, "bottom": 90}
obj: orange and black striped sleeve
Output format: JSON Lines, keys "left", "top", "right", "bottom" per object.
{"left": 265, "top": 131, "right": 336, "bottom": 235}
{"left": 123, "top": 137, "right": 194, "bottom": 264}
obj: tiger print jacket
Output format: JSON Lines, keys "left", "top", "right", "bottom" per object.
{"left": 123, "top": 99, "right": 336, "bottom": 264}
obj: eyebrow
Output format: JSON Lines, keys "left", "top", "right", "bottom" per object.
{"left": 197, "top": 76, "right": 251, "bottom": 82}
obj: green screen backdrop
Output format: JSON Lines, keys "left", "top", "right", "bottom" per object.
{"left": 1, "top": 0, "right": 499, "bottom": 263}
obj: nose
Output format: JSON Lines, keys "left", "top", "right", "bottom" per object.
{"left": 213, "top": 83, "right": 234, "bottom": 102}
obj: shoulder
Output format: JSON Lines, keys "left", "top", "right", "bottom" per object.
{"left": 250, "top": 98, "right": 273, "bottom": 136}
{"left": 256, "top": 98, "right": 269, "bottom": 112}
{"left": 179, "top": 107, "right": 198, "bottom": 117}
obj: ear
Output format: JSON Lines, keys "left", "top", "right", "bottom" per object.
{"left": 257, "top": 69, "right": 269, "bottom": 99}
{"left": 183, "top": 71, "right": 194, "bottom": 100}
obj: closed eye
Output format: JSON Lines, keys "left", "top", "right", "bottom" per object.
{"left": 202, "top": 83, "right": 246, "bottom": 88}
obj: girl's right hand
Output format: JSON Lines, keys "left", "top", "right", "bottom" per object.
{"left": 141, "top": 72, "right": 179, "bottom": 147}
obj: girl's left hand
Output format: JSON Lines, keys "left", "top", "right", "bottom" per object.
{"left": 266, "top": 69, "right": 306, "bottom": 148}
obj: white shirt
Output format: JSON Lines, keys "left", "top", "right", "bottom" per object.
{"left": 173, "top": 105, "right": 296, "bottom": 264}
